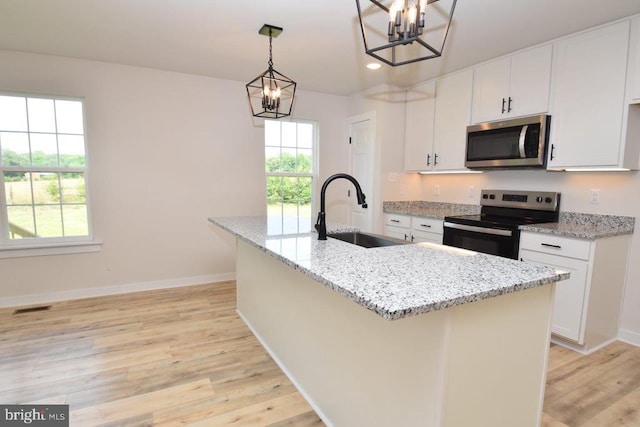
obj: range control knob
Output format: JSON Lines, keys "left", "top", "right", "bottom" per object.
{"left": 536, "top": 196, "right": 544, "bottom": 203}
{"left": 545, "top": 197, "right": 553, "bottom": 203}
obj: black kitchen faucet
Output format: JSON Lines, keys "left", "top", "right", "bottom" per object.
{"left": 315, "top": 173, "right": 367, "bottom": 240}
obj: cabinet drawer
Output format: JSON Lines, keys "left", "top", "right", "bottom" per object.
{"left": 384, "top": 213, "right": 410, "bottom": 228}
{"left": 520, "top": 232, "right": 591, "bottom": 260}
{"left": 411, "top": 217, "right": 444, "bottom": 234}
{"left": 384, "top": 225, "right": 410, "bottom": 241}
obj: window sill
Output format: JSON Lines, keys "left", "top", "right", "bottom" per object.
{"left": 0, "top": 240, "right": 102, "bottom": 259}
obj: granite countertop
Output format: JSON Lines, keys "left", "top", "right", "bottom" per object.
{"left": 520, "top": 212, "right": 635, "bottom": 240}
{"left": 383, "top": 201, "right": 481, "bottom": 219}
{"left": 385, "top": 201, "right": 635, "bottom": 240}
{"left": 210, "top": 216, "right": 567, "bottom": 321}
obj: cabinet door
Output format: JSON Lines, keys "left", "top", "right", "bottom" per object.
{"left": 508, "top": 44, "right": 552, "bottom": 118}
{"left": 433, "top": 69, "right": 473, "bottom": 171}
{"left": 404, "top": 81, "right": 436, "bottom": 171}
{"left": 630, "top": 16, "right": 640, "bottom": 102}
{"left": 520, "top": 249, "right": 589, "bottom": 343}
{"left": 471, "top": 57, "right": 511, "bottom": 123}
{"left": 548, "top": 21, "right": 630, "bottom": 168}
{"left": 384, "top": 225, "right": 409, "bottom": 241}
{"left": 411, "top": 229, "right": 442, "bottom": 244}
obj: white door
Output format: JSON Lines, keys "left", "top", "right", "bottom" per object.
{"left": 349, "top": 117, "right": 374, "bottom": 233}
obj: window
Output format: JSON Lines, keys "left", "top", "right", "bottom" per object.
{"left": 0, "top": 92, "right": 91, "bottom": 248}
{"left": 265, "top": 120, "right": 316, "bottom": 234}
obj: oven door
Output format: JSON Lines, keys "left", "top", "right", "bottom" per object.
{"left": 442, "top": 222, "right": 519, "bottom": 259}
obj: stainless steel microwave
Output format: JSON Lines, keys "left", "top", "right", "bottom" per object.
{"left": 465, "top": 115, "right": 551, "bottom": 169}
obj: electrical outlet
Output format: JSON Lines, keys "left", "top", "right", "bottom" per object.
{"left": 434, "top": 184, "right": 441, "bottom": 196}
{"left": 590, "top": 189, "right": 600, "bottom": 204}
{"left": 468, "top": 185, "right": 475, "bottom": 199}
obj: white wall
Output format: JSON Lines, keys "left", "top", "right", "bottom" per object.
{"left": 348, "top": 84, "right": 422, "bottom": 232}
{"left": 409, "top": 170, "right": 640, "bottom": 343}
{"left": 0, "top": 50, "right": 348, "bottom": 303}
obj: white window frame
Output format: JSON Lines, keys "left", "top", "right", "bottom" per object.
{"left": 0, "top": 91, "right": 100, "bottom": 258}
{"left": 265, "top": 119, "right": 319, "bottom": 234}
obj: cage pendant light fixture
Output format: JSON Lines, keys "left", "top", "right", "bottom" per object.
{"left": 355, "top": 0, "right": 457, "bottom": 67}
{"left": 246, "top": 24, "right": 297, "bottom": 119}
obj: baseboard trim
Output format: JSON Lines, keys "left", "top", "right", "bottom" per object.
{"left": 618, "top": 329, "right": 640, "bottom": 348}
{"left": 0, "top": 273, "right": 236, "bottom": 308}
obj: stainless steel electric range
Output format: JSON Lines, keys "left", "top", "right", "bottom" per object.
{"left": 443, "top": 189, "right": 561, "bottom": 259}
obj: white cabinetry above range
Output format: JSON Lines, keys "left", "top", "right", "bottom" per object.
{"left": 472, "top": 44, "right": 552, "bottom": 124}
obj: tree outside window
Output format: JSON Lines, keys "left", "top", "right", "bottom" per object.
{"left": 265, "top": 120, "right": 316, "bottom": 234}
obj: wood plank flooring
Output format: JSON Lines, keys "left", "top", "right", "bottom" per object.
{"left": 1, "top": 281, "right": 639, "bottom": 426}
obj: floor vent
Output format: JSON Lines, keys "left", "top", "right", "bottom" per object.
{"left": 13, "top": 305, "right": 52, "bottom": 315}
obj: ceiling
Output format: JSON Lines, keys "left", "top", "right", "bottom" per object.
{"left": 1, "top": 0, "right": 640, "bottom": 96}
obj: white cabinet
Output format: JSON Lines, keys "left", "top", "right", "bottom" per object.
{"left": 404, "top": 80, "right": 436, "bottom": 171}
{"left": 629, "top": 16, "right": 640, "bottom": 103}
{"left": 383, "top": 213, "right": 443, "bottom": 244}
{"left": 383, "top": 213, "right": 411, "bottom": 241}
{"left": 410, "top": 217, "right": 443, "bottom": 244}
{"left": 432, "top": 69, "right": 473, "bottom": 171}
{"left": 519, "top": 231, "right": 630, "bottom": 353}
{"left": 472, "top": 44, "right": 552, "bottom": 124}
{"left": 548, "top": 21, "right": 631, "bottom": 169}
{"left": 404, "top": 70, "right": 472, "bottom": 172}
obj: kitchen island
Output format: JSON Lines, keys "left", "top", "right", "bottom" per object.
{"left": 210, "top": 216, "right": 568, "bottom": 427}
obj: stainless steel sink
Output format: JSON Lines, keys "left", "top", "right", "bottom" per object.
{"left": 327, "top": 231, "right": 408, "bottom": 248}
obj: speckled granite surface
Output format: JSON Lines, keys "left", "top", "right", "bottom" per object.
{"left": 383, "top": 201, "right": 481, "bottom": 218}
{"left": 210, "top": 216, "right": 567, "bottom": 321}
{"left": 520, "top": 212, "right": 635, "bottom": 239}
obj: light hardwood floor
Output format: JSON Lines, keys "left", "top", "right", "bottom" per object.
{"left": 1, "top": 282, "right": 639, "bottom": 426}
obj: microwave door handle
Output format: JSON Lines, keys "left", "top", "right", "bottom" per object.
{"left": 518, "top": 125, "right": 529, "bottom": 158}
{"left": 443, "top": 222, "right": 513, "bottom": 237}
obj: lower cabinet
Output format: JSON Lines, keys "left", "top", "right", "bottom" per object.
{"left": 519, "top": 231, "right": 630, "bottom": 353}
{"left": 383, "top": 213, "right": 443, "bottom": 244}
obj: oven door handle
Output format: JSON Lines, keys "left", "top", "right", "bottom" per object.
{"left": 443, "top": 222, "right": 513, "bottom": 237}
{"left": 518, "top": 125, "right": 528, "bottom": 158}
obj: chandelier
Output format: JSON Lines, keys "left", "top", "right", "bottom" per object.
{"left": 246, "top": 24, "right": 297, "bottom": 119}
{"left": 355, "top": 0, "right": 457, "bottom": 67}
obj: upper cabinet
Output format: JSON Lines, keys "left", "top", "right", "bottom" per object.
{"left": 471, "top": 44, "right": 552, "bottom": 124}
{"left": 630, "top": 16, "right": 640, "bottom": 103}
{"left": 404, "top": 80, "right": 436, "bottom": 171}
{"left": 432, "top": 69, "right": 473, "bottom": 171}
{"left": 547, "top": 21, "right": 631, "bottom": 169}
{"left": 404, "top": 70, "right": 472, "bottom": 172}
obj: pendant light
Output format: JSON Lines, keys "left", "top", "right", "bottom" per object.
{"left": 355, "top": 0, "right": 457, "bottom": 67}
{"left": 246, "top": 24, "right": 297, "bottom": 119}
